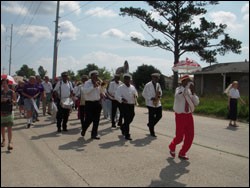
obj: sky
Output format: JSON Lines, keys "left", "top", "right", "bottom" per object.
{"left": 1, "top": 1, "right": 249, "bottom": 78}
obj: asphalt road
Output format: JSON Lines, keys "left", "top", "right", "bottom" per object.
{"left": 1, "top": 107, "right": 249, "bottom": 187}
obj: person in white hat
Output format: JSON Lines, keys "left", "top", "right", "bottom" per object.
{"left": 142, "top": 73, "right": 162, "bottom": 137}
{"left": 107, "top": 74, "right": 124, "bottom": 128}
{"left": 115, "top": 74, "right": 138, "bottom": 140}
{"left": 81, "top": 70, "right": 102, "bottom": 139}
{"left": 168, "top": 74, "right": 199, "bottom": 160}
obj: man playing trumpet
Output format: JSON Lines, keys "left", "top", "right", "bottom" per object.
{"left": 81, "top": 70, "right": 103, "bottom": 140}
{"left": 142, "top": 73, "right": 162, "bottom": 137}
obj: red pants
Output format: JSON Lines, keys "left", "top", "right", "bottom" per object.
{"left": 169, "top": 113, "right": 194, "bottom": 156}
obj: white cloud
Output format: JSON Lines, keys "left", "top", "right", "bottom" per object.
{"left": 34, "top": 51, "right": 173, "bottom": 78}
{"left": 85, "top": 7, "right": 117, "bottom": 18}
{"left": 59, "top": 20, "right": 80, "bottom": 40}
{"left": 209, "top": 11, "right": 243, "bottom": 32}
{"left": 16, "top": 25, "right": 53, "bottom": 43}
{"left": 60, "top": 1, "right": 81, "bottom": 15}
{"left": 129, "top": 31, "right": 145, "bottom": 40}
{"left": 241, "top": 3, "right": 249, "bottom": 23}
{"left": 79, "top": 51, "right": 173, "bottom": 76}
{"left": 1, "top": 1, "right": 28, "bottom": 15}
{"left": 241, "top": 3, "right": 249, "bottom": 14}
{"left": 101, "top": 29, "right": 126, "bottom": 39}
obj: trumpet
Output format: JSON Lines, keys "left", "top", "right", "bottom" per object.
{"left": 94, "top": 77, "right": 103, "bottom": 87}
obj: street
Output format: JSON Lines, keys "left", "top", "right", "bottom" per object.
{"left": 1, "top": 107, "right": 249, "bottom": 187}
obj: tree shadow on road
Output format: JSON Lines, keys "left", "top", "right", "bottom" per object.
{"left": 148, "top": 157, "right": 190, "bottom": 187}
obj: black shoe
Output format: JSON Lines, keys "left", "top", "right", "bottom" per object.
{"left": 111, "top": 124, "right": 116, "bottom": 128}
{"left": 63, "top": 128, "right": 68, "bottom": 132}
{"left": 27, "top": 124, "right": 31, "bottom": 129}
{"left": 125, "top": 136, "right": 132, "bottom": 140}
{"left": 91, "top": 135, "right": 100, "bottom": 140}
{"left": 57, "top": 128, "right": 61, "bottom": 133}
{"left": 81, "top": 130, "right": 86, "bottom": 137}
{"left": 150, "top": 133, "right": 157, "bottom": 137}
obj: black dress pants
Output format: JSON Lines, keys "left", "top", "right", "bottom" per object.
{"left": 147, "top": 106, "right": 162, "bottom": 134}
{"left": 82, "top": 101, "right": 102, "bottom": 137}
{"left": 121, "top": 103, "right": 135, "bottom": 137}
{"left": 56, "top": 100, "right": 70, "bottom": 130}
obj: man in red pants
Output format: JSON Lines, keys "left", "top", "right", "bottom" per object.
{"left": 169, "top": 75, "right": 199, "bottom": 160}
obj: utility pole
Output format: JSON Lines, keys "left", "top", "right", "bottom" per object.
{"left": 52, "top": 1, "right": 60, "bottom": 80}
{"left": 9, "top": 24, "right": 13, "bottom": 75}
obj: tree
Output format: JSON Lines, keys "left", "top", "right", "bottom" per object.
{"left": 38, "top": 66, "right": 47, "bottom": 79}
{"left": 120, "top": 1, "right": 242, "bottom": 89}
{"left": 133, "top": 64, "right": 165, "bottom": 91}
{"left": 77, "top": 64, "right": 111, "bottom": 81}
{"left": 15, "top": 64, "right": 36, "bottom": 78}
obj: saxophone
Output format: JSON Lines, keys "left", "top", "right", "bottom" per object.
{"left": 153, "top": 83, "right": 160, "bottom": 107}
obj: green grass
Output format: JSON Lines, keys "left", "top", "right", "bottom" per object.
{"left": 137, "top": 90, "right": 249, "bottom": 123}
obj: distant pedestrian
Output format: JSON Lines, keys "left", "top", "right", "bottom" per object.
{"left": 74, "top": 75, "right": 88, "bottom": 132}
{"left": 1, "top": 78, "right": 16, "bottom": 150}
{"left": 42, "top": 76, "right": 53, "bottom": 116}
{"left": 108, "top": 74, "right": 123, "bottom": 128}
{"left": 169, "top": 75, "right": 199, "bottom": 160}
{"left": 115, "top": 74, "right": 138, "bottom": 140}
{"left": 142, "top": 73, "right": 162, "bottom": 137}
{"left": 22, "top": 76, "right": 40, "bottom": 128}
{"left": 225, "top": 81, "right": 246, "bottom": 127}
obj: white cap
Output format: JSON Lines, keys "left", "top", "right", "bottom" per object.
{"left": 89, "top": 70, "right": 99, "bottom": 77}
{"left": 123, "top": 73, "right": 132, "bottom": 79}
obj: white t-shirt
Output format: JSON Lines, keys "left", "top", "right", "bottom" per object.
{"left": 53, "top": 81, "right": 73, "bottom": 99}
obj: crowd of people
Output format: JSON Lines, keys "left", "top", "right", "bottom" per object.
{"left": 1, "top": 70, "right": 246, "bottom": 160}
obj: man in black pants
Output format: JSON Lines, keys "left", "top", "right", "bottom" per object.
{"left": 53, "top": 72, "right": 73, "bottom": 132}
{"left": 107, "top": 74, "right": 123, "bottom": 128}
{"left": 115, "top": 74, "right": 138, "bottom": 140}
{"left": 81, "top": 70, "right": 102, "bottom": 139}
{"left": 142, "top": 73, "right": 162, "bottom": 137}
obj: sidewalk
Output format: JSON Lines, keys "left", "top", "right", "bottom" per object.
{"left": 1, "top": 107, "right": 249, "bottom": 187}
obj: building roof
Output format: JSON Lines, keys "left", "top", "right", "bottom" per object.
{"left": 194, "top": 61, "right": 249, "bottom": 74}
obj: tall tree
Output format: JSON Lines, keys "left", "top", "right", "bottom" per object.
{"left": 16, "top": 64, "right": 36, "bottom": 78}
{"left": 133, "top": 64, "right": 165, "bottom": 91}
{"left": 77, "top": 64, "right": 111, "bottom": 81}
{"left": 120, "top": 1, "right": 242, "bottom": 89}
{"left": 38, "top": 66, "right": 47, "bottom": 79}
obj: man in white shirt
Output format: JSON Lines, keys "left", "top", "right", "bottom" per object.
{"left": 81, "top": 70, "right": 102, "bottom": 140}
{"left": 169, "top": 75, "right": 199, "bottom": 160}
{"left": 53, "top": 72, "right": 74, "bottom": 132}
{"left": 115, "top": 74, "right": 138, "bottom": 140}
{"left": 42, "top": 76, "right": 53, "bottom": 116}
{"left": 142, "top": 73, "right": 162, "bottom": 137}
{"left": 107, "top": 74, "right": 123, "bottom": 128}
{"left": 74, "top": 75, "right": 88, "bottom": 134}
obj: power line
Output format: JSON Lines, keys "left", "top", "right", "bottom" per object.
{"left": 60, "top": 1, "right": 93, "bottom": 20}
{"left": 12, "top": 1, "right": 42, "bottom": 49}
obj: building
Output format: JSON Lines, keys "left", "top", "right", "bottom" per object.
{"left": 193, "top": 61, "right": 249, "bottom": 96}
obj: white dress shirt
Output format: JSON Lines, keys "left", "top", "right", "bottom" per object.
{"left": 173, "top": 86, "right": 199, "bottom": 114}
{"left": 229, "top": 88, "right": 240, "bottom": 99}
{"left": 115, "top": 84, "right": 138, "bottom": 104}
{"left": 83, "top": 79, "right": 101, "bottom": 101}
{"left": 142, "top": 81, "right": 162, "bottom": 107}
{"left": 108, "top": 80, "right": 123, "bottom": 100}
